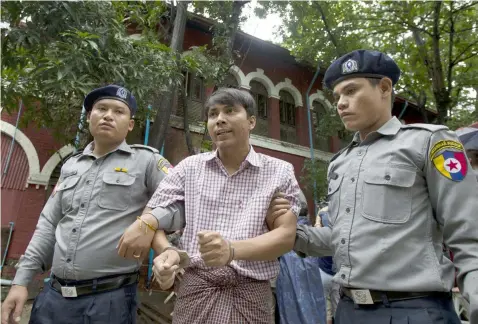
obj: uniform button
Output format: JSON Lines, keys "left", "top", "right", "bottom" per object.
{"left": 66, "top": 258, "right": 71, "bottom": 263}
{"left": 328, "top": 187, "right": 332, "bottom": 192}
{"left": 116, "top": 179, "right": 120, "bottom": 183}
{"left": 346, "top": 207, "right": 351, "bottom": 213}
{"left": 351, "top": 177, "right": 355, "bottom": 183}
{"left": 341, "top": 274, "right": 346, "bottom": 279}
{"left": 95, "top": 161, "right": 99, "bottom": 165}
{"left": 86, "top": 180, "right": 91, "bottom": 184}
{"left": 80, "top": 203, "right": 85, "bottom": 208}
{"left": 384, "top": 175, "right": 391, "bottom": 181}
{"left": 357, "top": 151, "right": 363, "bottom": 156}
{"left": 341, "top": 238, "right": 346, "bottom": 244}
{"left": 72, "top": 228, "right": 76, "bottom": 233}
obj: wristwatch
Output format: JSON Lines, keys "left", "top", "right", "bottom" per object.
{"left": 162, "top": 246, "right": 190, "bottom": 268}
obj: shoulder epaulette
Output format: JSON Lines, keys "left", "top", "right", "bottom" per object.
{"left": 130, "top": 144, "right": 160, "bottom": 154}
{"left": 401, "top": 123, "right": 448, "bottom": 133}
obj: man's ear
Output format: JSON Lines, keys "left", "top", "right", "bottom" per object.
{"left": 249, "top": 115, "right": 256, "bottom": 131}
{"left": 86, "top": 112, "right": 91, "bottom": 123}
{"left": 379, "top": 78, "right": 393, "bottom": 98}
{"left": 128, "top": 119, "right": 135, "bottom": 132}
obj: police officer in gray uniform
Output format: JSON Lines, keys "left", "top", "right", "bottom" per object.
{"left": 293, "top": 50, "right": 478, "bottom": 324}
{"left": 1, "top": 85, "right": 183, "bottom": 324}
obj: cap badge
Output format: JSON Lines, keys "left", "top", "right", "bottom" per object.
{"left": 342, "top": 59, "right": 358, "bottom": 74}
{"left": 116, "top": 87, "right": 128, "bottom": 99}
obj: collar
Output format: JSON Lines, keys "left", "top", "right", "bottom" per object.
{"left": 82, "top": 140, "right": 133, "bottom": 158}
{"left": 204, "top": 146, "right": 262, "bottom": 168}
{"left": 351, "top": 116, "right": 402, "bottom": 145}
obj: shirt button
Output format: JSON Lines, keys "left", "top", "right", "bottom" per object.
{"left": 66, "top": 258, "right": 71, "bottom": 263}
{"left": 116, "top": 179, "right": 120, "bottom": 183}
{"left": 351, "top": 177, "right": 355, "bottom": 183}
{"left": 384, "top": 175, "right": 391, "bottom": 181}
{"left": 341, "top": 274, "right": 346, "bottom": 279}
{"left": 95, "top": 161, "right": 99, "bottom": 165}
{"left": 341, "top": 238, "right": 346, "bottom": 244}
{"left": 80, "top": 203, "right": 85, "bottom": 208}
{"left": 72, "top": 228, "right": 76, "bottom": 233}
{"left": 86, "top": 180, "right": 91, "bottom": 184}
{"left": 328, "top": 187, "right": 332, "bottom": 192}
{"left": 346, "top": 207, "right": 351, "bottom": 213}
{"left": 357, "top": 151, "right": 363, "bottom": 156}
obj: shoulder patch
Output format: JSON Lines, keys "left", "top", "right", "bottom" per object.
{"left": 402, "top": 123, "right": 448, "bottom": 133}
{"left": 429, "top": 140, "right": 467, "bottom": 182}
{"left": 157, "top": 157, "right": 172, "bottom": 174}
{"left": 130, "top": 144, "right": 159, "bottom": 154}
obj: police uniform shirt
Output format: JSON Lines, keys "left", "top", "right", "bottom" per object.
{"left": 294, "top": 117, "right": 478, "bottom": 322}
{"left": 13, "top": 141, "right": 181, "bottom": 286}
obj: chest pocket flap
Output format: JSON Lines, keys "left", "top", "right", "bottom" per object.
{"left": 363, "top": 167, "right": 415, "bottom": 188}
{"left": 328, "top": 173, "right": 343, "bottom": 195}
{"left": 362, "top": 167, "right": 416, "bottom": 224}
{"left": 102, "top": 172, "right": 136, "bottom": 186}
{"left": 99, "top": 172, "right": 136, "bottom": 211}
{"left": 57, "top": 176, "right": 80, "bottom": 192}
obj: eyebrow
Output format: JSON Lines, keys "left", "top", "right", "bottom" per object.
{"left": 333, "top": 82, "right": 360, "bottom": 98}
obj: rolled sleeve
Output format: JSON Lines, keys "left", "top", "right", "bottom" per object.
{"left": 280, "top": 163, "right": 302, "bottom": 217}
{"left": 150, "top": 204, "right": 185, "bottom": 232}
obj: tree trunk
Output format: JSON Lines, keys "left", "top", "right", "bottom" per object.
{"left": 149, "top": 1, "right": 189, "bottom": 150}
{"left": 181, "top": 84, "right": 195, "bottom": 155}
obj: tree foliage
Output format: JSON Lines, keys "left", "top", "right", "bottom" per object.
{"left": 257, "top": 1, "right": 478, "bottom": 126}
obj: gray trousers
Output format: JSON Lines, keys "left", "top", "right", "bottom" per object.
{"left": 335, "top": 295, "right": 461, "bottom": 324}
{"left": 29, "top": 281, "right": 138, "bottom": 324}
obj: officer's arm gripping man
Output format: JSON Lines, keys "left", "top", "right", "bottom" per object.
{"left": 427, "top": 129, "right": 478, "bottom": 323}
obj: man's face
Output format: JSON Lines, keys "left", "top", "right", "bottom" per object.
{"left": 332, "top": 78, "right": 385, "bottom": 132}
{"left": 206, "top": 103, "right": 255, "bottom": 151}
{"left": 88, "top": 99, "right": 134, "bottom": 143}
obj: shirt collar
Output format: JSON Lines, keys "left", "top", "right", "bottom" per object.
{"left": 82, "top": 140, "right": 133, "bottom": 157}
{"left": 204, "top": 146, "right": 263, "bottom": 168}
{"left": 351, "top": 116, "right": 402, "bottom": 145}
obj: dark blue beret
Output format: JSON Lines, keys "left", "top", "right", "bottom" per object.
{"left": 83, "top": 85, "right": 137, "bottom": 116}
{"left": 323, "top": 50, "right": 400, "bottom": 90}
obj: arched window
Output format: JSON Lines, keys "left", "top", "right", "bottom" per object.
{"left": 279, "top": 90, "right": 295, "bottom": 126}
{"left": 250, "top": 81, "right": 268, "bottom": 119}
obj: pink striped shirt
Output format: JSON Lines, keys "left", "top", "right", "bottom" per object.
{"left": 147, "top": 147, "right": 301, "bottom": 280}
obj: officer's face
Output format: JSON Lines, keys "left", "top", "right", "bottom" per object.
{"left": 206, "top": 103, "right": 256, "bottom": 151}
{"left": 333, "top": 78, "right": 391, "bottom": 134}
{"left": 88, "top": 99, "right": 134, "bottom": 143}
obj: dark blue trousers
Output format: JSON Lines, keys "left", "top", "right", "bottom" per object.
{"left": 29, "top": 281, "right": 138, "bottom": 324}
{"left": 335, "top": 295, "right": 461, "bottom": 324}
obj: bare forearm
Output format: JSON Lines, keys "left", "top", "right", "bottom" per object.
{"left": 151, "top": 231, "right": 171, "bottom": 255}
{"left": 231, "top": 225, "right": 295, "bottom": 261}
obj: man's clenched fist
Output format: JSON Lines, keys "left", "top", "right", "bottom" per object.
{"left": 198, "top": 231, "right": 232, "bottom": 267}
{"left": 152, "top": 249, "right": 180, "bottom": 290}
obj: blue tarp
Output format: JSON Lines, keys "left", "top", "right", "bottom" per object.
{"left": 275, "top": 217, "right": 327, "bottom": 324}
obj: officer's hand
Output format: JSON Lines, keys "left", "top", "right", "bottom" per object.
{"left": 265, "top": 192, "right": 291, "bottom": 230}
{"left": 1, "top": 285, "right": 28, "bottom": 324}
{"left": 152, "top": 250, "right": 180, "bottom": 290}
{"left": 117, "top": 214, "right": 156, "bottom": 260}
{"left": 198, "top": 231, "right": 231, "bottom": 267}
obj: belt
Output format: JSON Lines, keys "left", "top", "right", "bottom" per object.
{"left": 50, "top": 272, "right": 139, "bottom": 298}
{"left": 340, "top": 287, "right": 451, "bottom": 305}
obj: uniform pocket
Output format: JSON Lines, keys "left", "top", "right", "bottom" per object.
{"left": 327, "top": 173, "right": 343, "bottom": 225}
{"left": 56, "top": 176, "right": 80, "bottom": 214}
{"left": 98, "top": 172, "right": 136, "bottom": 211}
{"left": 361, "top": 167, "right": 415, "bottom": 224}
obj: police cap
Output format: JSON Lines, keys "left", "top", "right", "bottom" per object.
{"left": 323, "top": 50, "right": 400, "bottom": 90}
{"left": 83, "top": 85, "right": 137, "bottom": 116}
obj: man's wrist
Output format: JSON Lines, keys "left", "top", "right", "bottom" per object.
{"left": 140, "top": 213, "right": 159, "bottom": 229}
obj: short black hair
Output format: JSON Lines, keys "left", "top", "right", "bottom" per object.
{"left": 205, "top": 88, "right": 256, "bottom": 117}
{"left": 367, "top": 77, "right": 395, "bottom": 108}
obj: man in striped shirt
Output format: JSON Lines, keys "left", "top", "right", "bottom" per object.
{"left": 143, "top": 88, "right": 301, "bottom": 323}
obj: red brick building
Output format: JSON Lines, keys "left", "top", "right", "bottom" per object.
{"left": 1, "top": 14, "right": 436, "bottom": 275}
